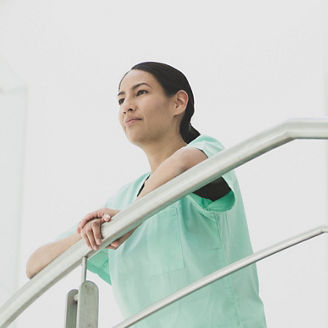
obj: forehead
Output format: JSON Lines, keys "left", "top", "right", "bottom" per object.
{"left": 119, "top": 70, "right": 159, "bottom": 92}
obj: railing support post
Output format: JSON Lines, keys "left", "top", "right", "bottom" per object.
{"left": 64, "top": 256, "right": 99, "bottom": 328}
{"left": 65, "top": 289, "right": 78, "bottom": 328}
{"left": 76, "top": 281, "right": 99, "bottom": 328}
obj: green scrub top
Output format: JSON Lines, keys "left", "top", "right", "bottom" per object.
{"left": 60, "top": 134, "right": 267, "bottom": 327}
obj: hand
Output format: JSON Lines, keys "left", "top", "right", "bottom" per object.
{"left": 77, "top": 208, "right": 120, "bottom": 234}
{"left": 78, "top": 208, "right": 138, "bottom": 250}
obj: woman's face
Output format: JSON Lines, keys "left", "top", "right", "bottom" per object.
{"left": 117, "top": 69, "right": 181, "bottom": 145}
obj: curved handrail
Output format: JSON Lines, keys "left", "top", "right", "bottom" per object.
{"left": 0, "top": 117, "right": 327, "bottom": 327}
{"left": 113, "top": 225, "right": 328, "bottom": 327}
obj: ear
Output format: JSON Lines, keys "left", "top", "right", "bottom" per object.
{"left": 173, "top": 90, "right": 188, "bottom": 116}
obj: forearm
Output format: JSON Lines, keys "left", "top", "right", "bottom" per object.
{"left": 135, "top": 152, "right": 185, "bottom": 200}
{"left": 26, "top": 232, "right": 81, "bottom": 279}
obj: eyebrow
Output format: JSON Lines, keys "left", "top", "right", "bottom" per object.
{"left": 118, "top": 82, "right": 152, "bottom": 97}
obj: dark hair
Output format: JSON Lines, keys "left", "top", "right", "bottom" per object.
{"left": 119, "top": 61, "right": 201, "bottom": 143}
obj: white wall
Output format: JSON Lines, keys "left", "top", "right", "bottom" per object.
{"left": 0, "top": 0, "right": 327, "bottom": 327}
{"left": 0, "top": 58, "right": 27, "bottom": 328}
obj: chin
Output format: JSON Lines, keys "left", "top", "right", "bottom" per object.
{"left": 126, "top": 133, "right": 146, "bottom": 147}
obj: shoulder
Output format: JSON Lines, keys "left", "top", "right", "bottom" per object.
{"left": 181, "top": 134, "right": 225, "bottom": 159}
{"left": 181, "top": 134, "right": 240, "bottom": 212}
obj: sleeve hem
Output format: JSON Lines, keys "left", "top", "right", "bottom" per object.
{"left": 87, "top": 260, "right": 112, "bottom": 285}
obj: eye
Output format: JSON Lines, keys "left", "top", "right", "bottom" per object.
{"left": 137, "top": 89, "right": 148, "bottom": 96}
{"left": 118, "top": 90, "right": 148, "bottom": 106}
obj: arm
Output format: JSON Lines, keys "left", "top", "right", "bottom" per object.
{"left": 135, "top": 147, "right": 219, "bottom": 200}
{"left": 99, "top": 149, "right": 187, "bottom": 249}
{"left": 27, "top": 208, "right": 119, "bottom": 279}
{"left": 76, "top": 147, "right": 210, "bottom": 251}
{"left": 181, "top": 147, "right": 231, "bottom": 199}
{"left": 135, "top": 148, "right": 192, "bottom": 200}
{"left": 26, "top": 232, "right": 81, "bottom": 279}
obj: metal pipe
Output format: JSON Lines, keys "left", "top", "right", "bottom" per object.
{"left": 113, "top": 225, "right": 328, "bottom": 328}
{"left": 1, "top": 117, "right": 328, "bottom": 327}
{"left": 81, "top": 257, "right": 87, "bottom": 284}
{"left": 72, "top": 256, "right": 88, "bottom": 303}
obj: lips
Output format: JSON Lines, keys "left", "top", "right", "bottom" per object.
{"left": 125, "top": 117, "right": 142, "bottom": 124}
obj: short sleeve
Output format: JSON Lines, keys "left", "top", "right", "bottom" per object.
{"left": 55, "top": 221, "right": 112, "bottom": 285}
{"left": 182, "top": 134, "right": 236, "bottom": 212}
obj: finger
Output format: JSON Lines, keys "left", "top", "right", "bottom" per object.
{"left": 95, "top": 216, "right": 112, "bottom": 246}
{"left": 86, "top": 225, "right": 98, "bottom": 250}
{"left": 77, "top": 222, "right": 85, "bottom": 234}
{"left": 77, "top": 218, "right": 92, "bottom": 234}
{"left": 92, "top": 222, "right": 103, "bottom": 246}
{"left": 78, "top": 215, "right": 98, "bottom": 233}
{"left": 78, "top": 210, "right": 112, "bottom": 233}
{"left": 81, "top": 230, "right": 92, "bottom": 249}
{"left": 111, "top": 239, "right": 121, "bottom": 248}
{"left": 105, "top": 237, "right": 121, "bottom": 249}
{"left": 100, "top": 218, "right": 111, "bottom": 227}
{"left": 104, "top": 236, "right": 118, "bottom": 249}
{"left": 92, "top": 216, "right": 111, "bottom": 242}
{"left": 80, "top": 209, "right": 105, "bottom": 225}
{"left": 105, "top": 244, "right": 117, "bottom": 249}
{"left": 83, "top": 211, "right": 100, "bottom": 222}
{"left": 113, "top": 229, "right": 134, "bottom": 247}
{"left": 120, "top": 230, "right": 133, "bottom": 242}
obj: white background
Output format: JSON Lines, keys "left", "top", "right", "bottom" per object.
{"left": 0, "top": 0, "right": 327, "bottom": 327}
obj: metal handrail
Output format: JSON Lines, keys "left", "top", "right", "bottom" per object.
{"left": 0, "top": 117, "right": 327, "bottom": 327}
{"left": 114, "top": 225, "right": 328, "bottom": 327}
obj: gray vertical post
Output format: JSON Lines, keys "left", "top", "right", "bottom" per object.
{"left": 76, "top": 256, "right": 99, "bottom": 328}
{"left": 65, "top": 289, "right": 78, "bottom": 328}
{"left": 64, "top": 256, "right": 99, "bottom": 328}
{"left": 81, "top": 256, "right": 87, "bottom": 283}
{"left": 76, "top": 281, "right": 99, "bottom": 328}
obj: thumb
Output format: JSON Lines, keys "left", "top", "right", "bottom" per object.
{"left": 102, "top": 214, "right": 111, "bottom": 222}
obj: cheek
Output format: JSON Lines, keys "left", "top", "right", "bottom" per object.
{"left": 146, "top": 109, "right": 169, "bottom": 128}
{"left": 118, "top": 109, "right": 124, "bottom": 121}
{"left": 146, "top": 98, "right": 171, "bottom": 120}
{"left": 118, "top": 112, "right": 126, "bottom": 130}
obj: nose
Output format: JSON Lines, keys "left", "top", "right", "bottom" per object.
{"left": 121, "top": 100, "right": 136, "bottom": 114}
{"left": 124, "top": 107, "right": 135, "bottom": 113}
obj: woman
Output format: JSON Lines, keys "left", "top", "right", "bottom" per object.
{"left": 26, "top": 62, "right": 267, "bottom": 327}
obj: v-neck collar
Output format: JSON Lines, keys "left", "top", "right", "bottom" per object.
{"left": 136, "top": 172, "right": 151, "bottom": 198}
